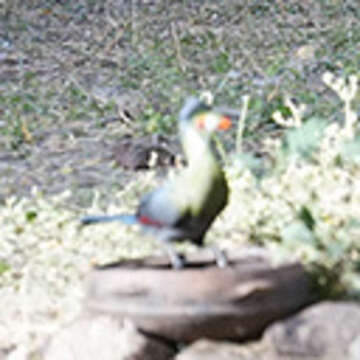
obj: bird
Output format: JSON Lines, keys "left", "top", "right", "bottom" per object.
{"left": 81, "top": 97, "right": 232, "bottom": 269}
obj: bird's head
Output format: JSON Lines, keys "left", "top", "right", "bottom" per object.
{"left": 178, "top": 97, "right": 232, "bottom": 134}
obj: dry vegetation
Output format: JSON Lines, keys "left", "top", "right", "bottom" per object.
{"left": 0, "top": 0, "right": 359, "bottom": 358}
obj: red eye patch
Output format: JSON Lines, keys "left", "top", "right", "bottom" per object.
{"left": 195, "top": 114, "right": 231, "bottom": 130}
{"left": 195, "top": 114, "right": 206, "bottom": 129}
{"left": 218, "top": 116, "right": 231, "bottom": 130}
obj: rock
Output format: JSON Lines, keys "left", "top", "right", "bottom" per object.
{"left": 175, "top": 339, "right": 262, "bottom": 360}
{"left": 349, "top": 335, "right": 360, "bottom": 360}
{"left": 0, "top": 350, "right": 7, "bottom": 360}
{"left": 41, "top": 315, "right": 174, "bottom": 360}
{"left": 175, "top": 301, "right": 360, "bottom": 360}
{"left": 85, "top": 248, "right": 316, "bottom": 343}
{"left": 263, "top": 301, "right": 360, "bottom": 359}
{"left": 112, "top": 134, "right": 178, "bottom": 170}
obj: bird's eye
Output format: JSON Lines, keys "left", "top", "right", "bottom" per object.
{"left": 195, "top": 113, "right": 231, "bottom": 131}
{"left": 204, "top": 113, "right": 219, "bottom": 131}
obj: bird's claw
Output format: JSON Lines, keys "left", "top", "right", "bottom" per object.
{"left": 211, "top": 245, "right": 228, "bottom": 268}
{"left": 169, "top": 252, "right": 185, "bottom": 269}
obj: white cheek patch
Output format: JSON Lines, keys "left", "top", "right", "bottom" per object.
{"left": 204, "top": 114, "right": 218, "bottom": 131}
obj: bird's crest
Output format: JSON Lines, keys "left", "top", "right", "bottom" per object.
{"left": 178, "top": 97, "right": 210, "bottom": 123}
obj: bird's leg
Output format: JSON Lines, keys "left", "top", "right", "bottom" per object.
{"left": 164, "top": 243, "right": 185, "bottom": 269}
{"left": 157, "top": 230, "right": 185, "bottom": 269}
{"left": 210, "top": 244, "right": 228, "bottom": 268}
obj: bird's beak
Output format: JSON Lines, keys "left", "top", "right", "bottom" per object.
{"left": 217, "top": 116, "right": 232, "bottom": 130}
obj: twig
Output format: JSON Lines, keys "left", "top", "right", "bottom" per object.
{"left": 236, "top": 95, "right": 250, "bottom": 153}
{"left": 171, "top": 22, "right": 187, "bottom": 73}
{"left": 213, "top": 134, "right": 228, "bottom": 165}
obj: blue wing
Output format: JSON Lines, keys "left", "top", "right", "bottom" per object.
{"left": 80, "top": 214, "right": 137, "bottom": 225}
{"left": 137, "top": 186, "right": 183, "bottom": 227}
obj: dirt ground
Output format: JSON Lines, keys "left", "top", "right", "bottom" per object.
{"left": 1, "top": 0, "right": 359, "bottom": 203}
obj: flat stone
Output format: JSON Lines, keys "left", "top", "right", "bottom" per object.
{"left": 85, "top": 248, "right": 315, "bottom": 342}
{"left": 112, "top": 133, "right": 177, "bottom": 170}
{"left": 264, "top": 301, "right": 360, "bottom": 359}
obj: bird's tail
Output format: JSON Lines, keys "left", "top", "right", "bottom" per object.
{"left": 80, "top": 214, "right": 137, "bottom": 225}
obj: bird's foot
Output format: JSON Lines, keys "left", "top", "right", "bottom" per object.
{"left": 169, "top": 251, "right": 186, "bottom": 269}
{"left": 157, "top": 232, "right": 186, "bottom": 270}
{"left": 161, "top": 241, "right": 185, "bottom": 269}
{"left": 210, "top": 244, "right": 228, "bottom": 268}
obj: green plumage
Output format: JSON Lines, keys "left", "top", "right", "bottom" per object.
{"left": 169, "top": 122, "right": 228, "bottom": 242}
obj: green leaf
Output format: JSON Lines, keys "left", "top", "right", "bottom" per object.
{"left": 281, "top": 221, "right": 316, "bottom": 247}
{"left": 235, "top": 153, "right": 265, "bottom": 178}
{"left": 326, "top": 241, "right": 348, "bottom": 262}
{"left": 211, "top": 52, "right": 230, "bottom": 74}
{"left": 298, "top": 206, "right": 316, "bottom": 231}
{"left": 0, "top": 261, "right": 10, "bottom": 275}
{"left": 282, "top": 117, "right": 327, "bottom": 158}
{"left": 341, "top": 136, "right": 360, "bottom": 164}
{"left": 26, "top": 210, "right": 37, "bottom": 222}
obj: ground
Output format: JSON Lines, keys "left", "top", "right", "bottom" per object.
{"left": 1, "top": 0, "right": 359, "bottom": 203}
{"left": 0, "top": 0, "right": 359, "bottom": 358}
